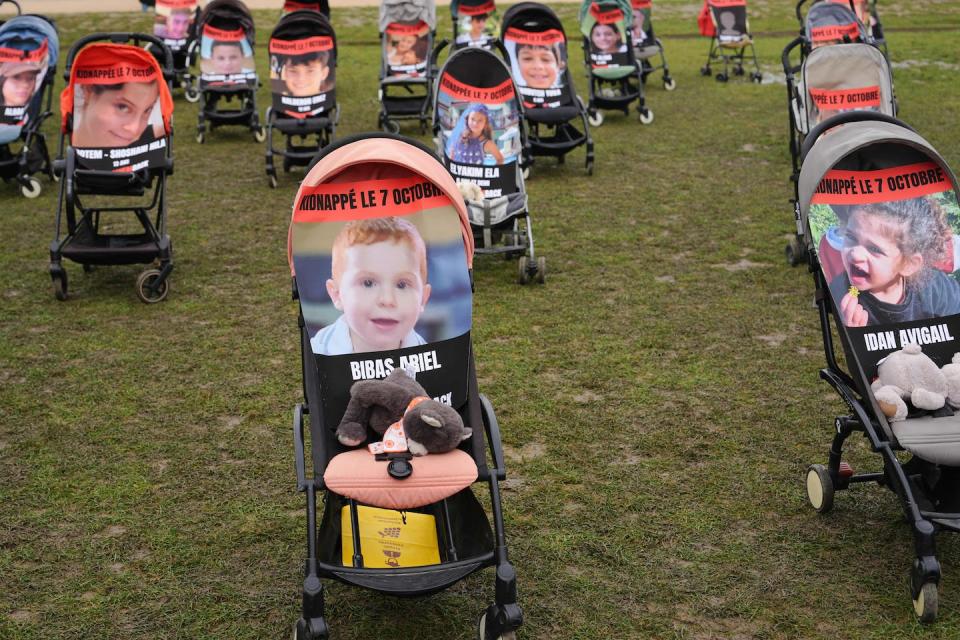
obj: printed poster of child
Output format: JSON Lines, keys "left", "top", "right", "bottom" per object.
{"left": 807, "top": 160, "right": 960, "bottom": 374}
{"left": 383, "top": 21, "right": 430, "bottom": 78}
{"left": 630, "top": 0, "right": 654, "bottom": 49}
{"left": 199, "top": 24, "right": 256, "bottom": 87}
{"left": 454, "top": 1, "right": 498, "bottom": 49}
{"left": 154, "top": 0, "right": 197, "bottom": 50}
{"left": 504, "top": 27, "right": 569, "bottom": 109}
{"left": 436, "top": 75, "right": 521, "bottom": 198}
{"left": 70, "top": 54, "right": 169, "bottom": 172}
{"left": 710, "top": 0, "right": 748, "bottom": 43}
{"left": 270, "top": 35, "right": 335, "bottom": 117}
{"left": 586, "top": 3, "right": 630, "bottom": 68}
{"left": 290, "top": 178, "right": 473, "bottom": 427}
{"left": 0, "top": 39, "right": 49, "bottom": 126}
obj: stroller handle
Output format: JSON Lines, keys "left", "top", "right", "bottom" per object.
{"left": 795, "top": 0, "right": 808, "bottom": 28}
{"left": 63, "top": 33, "right": 175, "bottom": 84}
{"left": 0, "top": 0, "right": 21, "bottom": 15}
{"left": 781, "top": 35, "right": 803, "bottom": 76}
{"left": 799, "top": 111, "right": 915, "bottom": 165}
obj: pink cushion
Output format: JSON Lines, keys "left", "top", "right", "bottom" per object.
{"left": 323, "top": 449, "right": 478, "bottom": 510}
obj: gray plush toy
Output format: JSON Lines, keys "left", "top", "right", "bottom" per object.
{"left": 336, "top": 368, "right": 472, "bottom": 455}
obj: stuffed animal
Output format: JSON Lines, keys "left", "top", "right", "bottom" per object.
{"left": 871, "top": 344, "right": 960, "bottom": 422}
{"left": 336, "top": 368, "right": 472, "bottom": 455}
{"left": 456, "top": 180, "right": 484, "bottom": 204}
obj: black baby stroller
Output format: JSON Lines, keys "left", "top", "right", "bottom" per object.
{"left": 782, "top": 0, "right": 894, "bottom": 265}
{"left": 630, "top": 0, "right": 674, "bottom": 91}
{"left": 287, "top": 132, "right": 523, "bottom": 639}
{"left": 450, "top": 0, "right": 498, "bottom": 50}
{"left": 698, "top": 0, "right": 762, "bottom": 83}
{"left": 195, "top": 0, "right": 263, "bottom": 143}
{"left": 578, "top": 0, "right": 652, "bottom": 126}
{"left": 434, "top": 46, "right": 544, "bottom": 283}
{"left": 264, "top": 9, "right": 338, "bottom": 188}
{"left": 799, "top": 111, "right": 960, "bottom": 623}
{"left": 150, "top": 0, "right": 201, "bottom": 102}
{"left": 50, "top": 35, "right": 175, "bottom": 303}
{"left": 796, "top": 0, "right": 886, "bottom": 54}
{"left": 0, "top": 7, "right": 58, "bottom": 198}
{"left": 500, "top": 2, "right": 593, "bottom": 175}
{"left": 378, "top": 0, "right": 436, "bottom": 133}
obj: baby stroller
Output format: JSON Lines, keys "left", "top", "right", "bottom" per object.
{"left": 282, "top": 0, "right": 330, "bottom": 15}
{"left": 630, "top": 0, "right": 674, "bottom": 91}
{"left": 150, "top": 0, "right": 201, "bottom": 102}
{"left": 500, "top": 2, "right": 594, "bottom": 175}
{"left": 782, "top": 2, "right": 894, "bottom": 264}
{"left": 698, "top": 0, "right": 762, "bottom": 83}
{"left": 799, "top": 111, "right": 960, "bottom": 623}
{"left": 0, "top": 8, "right": 58, "bottom": 198}
{"left": 378, "top": 0, "right": 436, "bottom": 133}
{"left": 450, "top": 0, "right": 498, "bottom": 50}
{"left": 195, "top": 0, "right": 263, "bottom": 143}
{"left": 264, "top": 9, "right": 338, "bottom": 188}
{"left": 578, "top": 0, "right": 652, "bottom": 126}
{"left": 50, "top": 34, "right": 175, "bottom": 303}
{"left": 796, "top": 0, "right": 886, "bottom": 53}
{"left": 287, "top": 132, "right": 523, "bottom": 640}
{"left": 433, "top": 46, "right": 544, "bottom": 283}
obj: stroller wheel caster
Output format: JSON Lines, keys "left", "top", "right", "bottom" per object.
{"left": 517, "top": 257, "right": 531, "bottom": 285}
{"left": 82, "top": 263, "right": 94, "bottom": 273}
{"left": 20, "top": 177, "right": 41, "bottom": 198}
{"left": 751, "top": 72, "right": 763, "bottom": 83}
{"left": 715, "top": 73, "right": 728, "bottom": 83}
{"left": 639, "top": 109, "right": 654, "bottom": 125}
{"left": 196, "top": 132, "right": 205, "bottom": 144}
{"left": 254, "top": 127, "right": 267, "bottom": 143}
{"left": 785, "top": 237, "right": 804, "bottom": 266}
{"left": 184, "top": 87, "right": 200, "bottom": 103}
{"left": 52, "top": 270, "right": 68, "bottom": 301}
{"left": 700, "top": 65, "right": 711, "bottom": 76}
{"left": 805, "top": 464, "right": 834, "bottom": 514}
{"left": 587, "top": 111, "right": 603, "bottom": 127}
{"left": 136, "top": 268, "right": 170, "bottom": 304}
{"left": 535, "top": 256, "right": 546, "bottom": 284}
{"left": 734, "top": 66, "right": 745, "bottom": 76}
{"left": 913, "top": 581, "right": 938, "bottom": 623}
{"left": 586, "top": 160, "right": 594, "bottom": 176}
{"left": 477, "top": 612, "right": 517, "bottom": 640}
{"left": 382, "top": 119, "right": 400, "bottom": 134}
{"left": 268, "top": 174, "right": 278, "bottom": 189}
{"left": 663, "top": 77, "right": 676, "bottom": 91}
{"left": 522, "top": 166, "right": 530, "bottom": 180}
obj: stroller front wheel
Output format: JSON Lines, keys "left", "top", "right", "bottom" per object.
{"left": 805, "top": 464, "right": 834, "bottom": 514}
{"left": 254, "top": 127, "right": 267, "bottom": 143}
{"left": 477, "top": 612, "right": 517, "bottom": 640}
{"left": 587, "top": 111, "right": 604, "bottom": 127}
{"left": 639, "top": 109, "right": 654, "bottom": 125}
{"left": 663, "top": 77, "right": 677, "bottom": 91}
{"left": 184, "top": 87, "right": 201, "bottom": 103}
{"left": 20, "top": 177, "right": 42, "bottom": 199}
{"left": 136, "top": 268, "right": 170, "bottom": 304}
{"left": 913, "top": 582, "right": 938, "bottom": 624}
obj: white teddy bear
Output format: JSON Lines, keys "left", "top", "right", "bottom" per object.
{"left": 871, "top": 343, "right": 960, "bottom": 422}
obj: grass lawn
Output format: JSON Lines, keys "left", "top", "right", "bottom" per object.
{"left": 2, "top": 0, "right": 960, "bottom": 637}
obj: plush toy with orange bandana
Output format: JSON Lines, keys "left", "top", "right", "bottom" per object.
{"left": 336, "top": 367, "right": 472, "bottom": 455}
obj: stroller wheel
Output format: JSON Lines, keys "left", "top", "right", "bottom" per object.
{"left": 196, "top": 132, "right": 205, "bottom": 144}
{"left": 382, "top": 119, "right": 401, "bottom": 134}
{"left": 587, "top": 111, "right": 604, "bottom": 127}
{"left": 734, "top": 65, "right": 745, "bottom": 76}
{"left": 20, "top": 177, "right": 42, "bottom": 199}
{"left": 52, "top": 270, "right": 68, "bottom": 301}
{"left": 663, "top": 77, "right": 677, "bottom": 91}
{"left": 639, "top": 109, "right": 654, "bottom": 125}
{"left": 522, "top": 166, "right": 530, "bottom": 180}
{"left": 477, "top": 612, "right": 517, "bottom": 640}
{"left": 715, "top": 73, "right": 729, "bottom": 83}
{"left": 254, "top": 127, "right": 267, "bottom": 143}
{"left": 184, "top": 87, "right": 201, "bottom": 103}
{"left": 268, "top": 174, "right": 279, "bottom": 189}
{"left": 82, "top": 263, "right": 94, "bottom": 273}
{"left": 517, "top": 257, "right": 531, "bottom": 285}
{"left": 136, "top": 269, "right": 170, "bottom": 304}
{"left": 700, "top": 65, "right": 712, "bottom": 76}
{"left": 805, "top": 464, "right": 834, "bottom": 514}
{"left": 535, "top": 256, "right": 546, "bottom": 284}
{"left": 786, "top": 237, "right": 805, "bottom": 267}
{"left": 913, "top": 581, "right": 938, "bottom": 624}
{"left": 751, "top": 72, "right": 763, "bottom": 84}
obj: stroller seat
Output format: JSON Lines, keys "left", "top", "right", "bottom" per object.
{"left": 464, "top": 191, "right": 527, "bottom": 227}
{"left": 893, "top": 417, "right": 960, "bottom": 467}
{"left": 324, "top": 448, "right": 478, "bottom": 510}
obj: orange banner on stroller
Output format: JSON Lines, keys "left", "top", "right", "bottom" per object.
{"left": 589, "top": 4, "right": 624, "bottom": 24}
{"left": 631, "top": 0, "right": 652, "bottom": 8}
{"left": 459, "top": 0, "right": 495, "bottom": 16}
{"left": 811, "top": 162, "right": 950, "bottom": 205}
{"left": 0, "top": 39, "right": 47, "bottom": 63}
{"left": 270, "top": 35, "right": 334, "bottom": 54}
{"left": 385, "top": 21, "right": 429, "bottom": 36}
{"left": 294, "top": 176, "right": 452, "bottom": 223}
{"left": 707, "top": 0, "right": 746, "bottom": 7}
{"left": 808, "top": 85, "right": 880, "bottom": 111}
{"left": 158, "top": 0, "right": 197, "bottom": 8}
{"left": 503, "top": 27, "right": 563, "bottom": 45}
{"left": 202, "top": 24, "right": 245, "bottom": 41}
{"left": 439, "top": 75, "right": 514, "bottom": 103}
{"left": 810, "top": 23, "right": 860, "bottom": 42}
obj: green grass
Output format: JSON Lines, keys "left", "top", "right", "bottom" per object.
{"left": 2, "top": 1, "right": 960, "bottom": 638}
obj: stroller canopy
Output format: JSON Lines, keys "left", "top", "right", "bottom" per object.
{"left": 795, "top": 43, "right": 893, "bottom": 134}
{"left": 283, "top": 0, "right": 330, "bottom": 16}
{"left": 60, "top": 43, "right": 173, "bottom": 170}
{"left": 380, "top": 0, "right": 436, "bottom": 32}
{"left": 579, "top": 0, "right": 632, "bottom": 37}
{"left": 805, "top": 0, "right": 867, "bottom": 46}
{"left": 199, "top": 0, "right": 255, "bottom": 41}
{"left": 198, "top": 0, "right": 257, "bottom": 87}
{"left": 269, "top": 10, "right": 336, "bottom": 117}
{"left": 435, "top": 47, "right": 523, "bottom": 199}
{"left": 799, "top": 119, "right": 960, "bottom": 461}
{"left": 500, "top": 2, "right": 573, "bottom": 109}
{"left": 0, "top": 15, "right": 57, "bottom": 135}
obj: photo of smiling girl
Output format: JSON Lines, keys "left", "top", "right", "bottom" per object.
{"left": 446, "top": 103, "right": 504, "bottom": 165}
{"left": 71, "top": 81, "right": 164, "bottom": 149}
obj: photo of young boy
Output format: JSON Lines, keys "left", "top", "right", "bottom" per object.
{"left": 311, "top": 217, "right": 432, "bottom": 355}
{"left": 455, "top": 12, "right": 498, "bottom": 47}
{"left": 200, "top": 31, "right": 255, "bottom": 80}
{"left": 154, "top": 2, "right": 194, "bottom": 44}
{"left": 271, "top": 49, "right": 334, "bottom": 98}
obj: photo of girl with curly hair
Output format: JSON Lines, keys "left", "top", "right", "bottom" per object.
{"left": 445, "top": 103, "right": 504, "bottom": 165}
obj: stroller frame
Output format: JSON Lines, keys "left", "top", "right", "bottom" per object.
{"left": 264, "top": 106, "right": 338, "bottom": 188}
{"left": 290, "top": 133, "right": 523, "bottom": 640}
{"left": 698, "top": 0, "right": 761, "bottom": 83}
{"left": 50, "top": 33, "right": 175, "bottom": 304}
{"left": 196, "top": 83, "right": 264, "bottom": 143}
{"left": 801, "top": 112, "right": 960, "bottom": 624}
